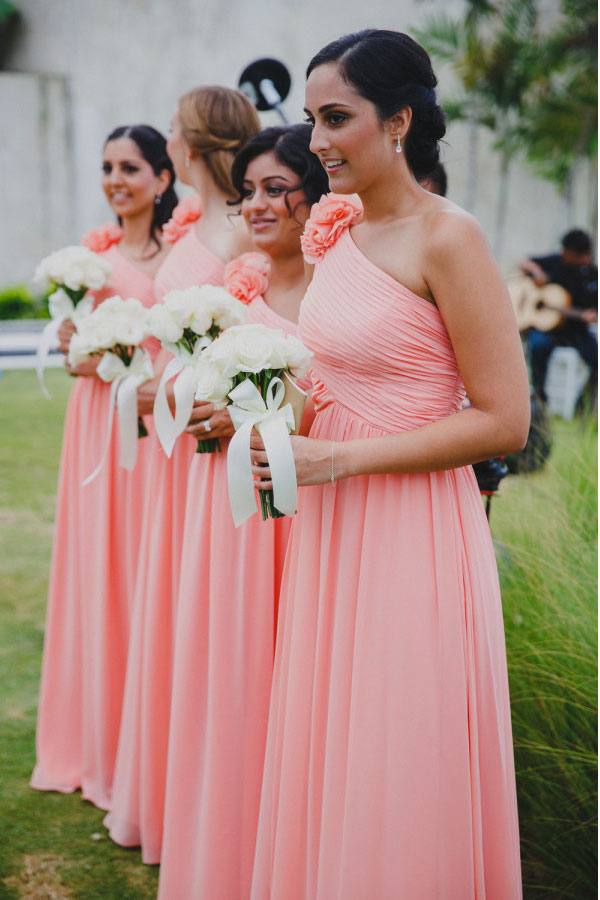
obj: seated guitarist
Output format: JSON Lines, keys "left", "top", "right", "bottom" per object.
{"left": 520, "top": 228, "right": 597, "bottom": 407}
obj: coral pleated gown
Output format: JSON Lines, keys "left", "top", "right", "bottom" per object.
{"left": 104, "top": 223, "right": 225, "bottom": 863}
{"left": 250, "top": 204, "right": 523, "bottom": 899}
{"left": 157, "top": 282, "right": 308, "bottom": 900}
{"left": 31, "top": 236, "right": 159, "bottom": 810}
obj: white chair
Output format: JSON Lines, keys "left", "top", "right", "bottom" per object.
{"left": 545, "top": 347, "right": 589, "bottom": 419}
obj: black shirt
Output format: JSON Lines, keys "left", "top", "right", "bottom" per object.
{"left": 531, "top": 253, "right": 598, "bottom": 335}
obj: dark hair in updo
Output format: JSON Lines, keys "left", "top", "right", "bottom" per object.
{"left": 105, "top": 124, "right": 178, "bottom": 249}
{"left": 230, "top": 124, "right": 329, "bottom": 220}
{"left": 306, "top": 29, "right": 446, "bottom": 178}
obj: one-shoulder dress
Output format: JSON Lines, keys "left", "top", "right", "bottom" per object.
{"left": 251, "top": 211, "right": 522, "bottom": 899}
{"left": 104, "top": 225, "right": 225, "bottom": 863}
{"left": 157, "top": 288, "right": 310, "bottom": 900}
{"left": 31, "top": 239, "right": 159, "bottom": 810}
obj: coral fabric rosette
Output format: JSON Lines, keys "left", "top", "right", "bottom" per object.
{"left": 148, "top": 284, "right": 247, "bottom": 456}
{"left": 162, "top": 195, "right": 203, "bottom": 244}
{"left": 68, "top": 296, "right": 153, "bottom": 481}
{"left": 223, "top": 252, "right": 271, "bottom": 305}
{"left": 81, "top": 222, "right": 123, "bottom": 253}
{"left": 201, "top": 323, "right": 312, "bottom": 524}
{"left": 33, "top": 244, "right": 113, "bottom": 396}
{"left": 300, "top": 192, "right": 363, "bottom": 263}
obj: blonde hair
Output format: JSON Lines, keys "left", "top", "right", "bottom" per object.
{"left": 178, "top": 86, "right": 260, "bottom": 198}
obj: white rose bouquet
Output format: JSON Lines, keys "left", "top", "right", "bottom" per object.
{"left": 34, "top": 244, "right": 113, "bottom": 301}
{"left": 68, "top": 296, "right": 154, "bottom": 482}
{"left": 33, "top": 245, "right": 113, "bottom": 396}
{"left": 202, "top": 323, "right": 312, "bottom": 524}
{"left": 148, "top": 284, "right": 247, "bottom": 457}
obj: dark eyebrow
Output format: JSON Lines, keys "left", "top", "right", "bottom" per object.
{"left": 243, "top": 175, "right": 294, "bottom": 185}
{"left": 303, "top": 103, "right": 352, "bottom": 115}
{"left": 263, "top": 175, "right": 293, "bottom": 183}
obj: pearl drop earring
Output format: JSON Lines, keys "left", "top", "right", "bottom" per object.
{"left": 185, "top": 155, "right": 191, "bottom": 169}
{"left": 396, "top": 134, "right": 403, "bottom": 154}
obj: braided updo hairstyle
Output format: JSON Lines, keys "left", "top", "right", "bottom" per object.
{"left": 178, "top": 86, "right": 260, "bottom": 199}
{"left": 306, "top": 30, "right": 446, "bottom": 178}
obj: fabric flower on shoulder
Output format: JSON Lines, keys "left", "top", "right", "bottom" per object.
{"left": 81, "top": 222, "right": 123, "bottom": 252}
{"left": 301, "top": 193, "right": 363, "bottom": 263}
{"left": 224, "top": 251, "right": 271, "bottom": 305}
{"left": 163, "top": 195, "right": 203, "bottom": 244}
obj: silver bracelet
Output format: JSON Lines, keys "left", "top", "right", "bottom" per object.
{"left": 330, "top": 441, "right": 335, "bottom": 484}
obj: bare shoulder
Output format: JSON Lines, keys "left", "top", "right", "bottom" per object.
{"left": 423, "top": 201, "right": 489, "bottom": 261}
{"left": 420, "top": 200, "right": 510, "bottom": 320}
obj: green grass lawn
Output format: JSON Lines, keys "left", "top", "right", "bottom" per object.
{"left": 0, "top": 369, "right": 596, "bottom": 899}
{"left": 0, "top": 370, "right": 159, "bottom": 900}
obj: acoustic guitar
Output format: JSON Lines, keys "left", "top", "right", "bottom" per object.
{"left": 507, "top": 275, "right": 587, "bottom": 332}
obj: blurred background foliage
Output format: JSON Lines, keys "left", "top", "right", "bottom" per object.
{"left": 415, "top": 0, "right": 598, "bottom": 256}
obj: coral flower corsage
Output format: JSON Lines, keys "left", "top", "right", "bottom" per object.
{"left": 81, "top": 222, "right": 123, "bottom": 253}
{"left": 224, "top": 252, "right": 271, "bottom": 305}
{"left": 300, "top": 192, "right": 363, "bottom": 263}
{"left": 163, "top": 195, "right": 203, "bottom": 244}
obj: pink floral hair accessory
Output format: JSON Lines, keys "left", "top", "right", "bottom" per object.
{"left": 224, "top": 252, "right": 271, "bottom": 305}
{"left": 300, "top": 192, "right": 363, "bottom": 263}
{"left": 163, "top": 195, "right": 203, "bottom": 244}
{"left": 81, "top": 222, "right": 123, "bottom": 252}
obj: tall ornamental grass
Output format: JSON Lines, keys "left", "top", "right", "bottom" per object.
{"left": 494, "top": 418, "right": 597, "bottom": 898}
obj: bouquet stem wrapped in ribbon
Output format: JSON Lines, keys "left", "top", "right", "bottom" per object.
{"left": 67, "top": 295, "right": 153, "bottom": 483}
{"left": 228, "top": 372, "right": 302, "bottom": 522}
{"left": 33, "top": 245, "right": 112, "bottom": 396}
{"left": 201, "top": 323, "right": 312, "bottom": 526}
{"left": 148, "top": 285, "right": 248, "bottom": 457}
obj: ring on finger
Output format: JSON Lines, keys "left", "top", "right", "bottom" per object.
{"left": 203, "top": 419, "right": 212, "bottom": 433}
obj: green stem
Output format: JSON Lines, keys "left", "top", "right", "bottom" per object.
{"left": 196, "top": 437, "right": 221, "bottom": 454}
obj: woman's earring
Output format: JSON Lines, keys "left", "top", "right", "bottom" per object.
{"left": 155, "top": 194, "right": 162, "bottom": 205}
{"left": 396, "top": 134, "right": 403, "bottom": 154}
{"left": 185, "top": 155, "right": 191, "bottom": 169}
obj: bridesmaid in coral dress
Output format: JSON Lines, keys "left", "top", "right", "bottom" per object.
{"left": 156, "top": 124, "right": 328, "bottom": 900}
{"left": 250, "top": 31, "right": 529, "bottom": 900}
{"left": 31, "top": 125, "right": 177, "bottom": 810}
{"left": 104, "top": 86, "right": 259, "bottom": 863}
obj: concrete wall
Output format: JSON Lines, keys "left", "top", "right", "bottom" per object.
{"left": 1, "top": 0, "right": 593, "bottom": 285}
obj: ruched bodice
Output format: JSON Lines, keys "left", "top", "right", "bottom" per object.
{"left": 300, "top": 227, "right": 464, "bottom": 432}
{"left": 155, "top": 228, "right": 225, "bottom": 301}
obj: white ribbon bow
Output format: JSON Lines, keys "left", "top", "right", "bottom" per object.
{"left": 36, "top": 288, "right": 93, "bottom": 397}
{"left": 153, "top": 340, "right": 209, "bottom": 458}
{"left": 82, "top": 346, "right": 154, "bottom": 485}
{"left": 227, "top": 376, "right": 297, "bottom": 527}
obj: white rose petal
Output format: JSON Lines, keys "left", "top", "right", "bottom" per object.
{"left": 193, "top": 359, "right": 233, "bottom": 403}
{"left": 147, "top": 305, "right": 183, "bottom": 343}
